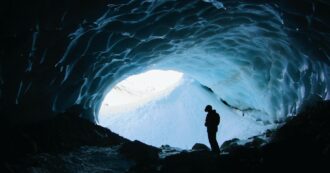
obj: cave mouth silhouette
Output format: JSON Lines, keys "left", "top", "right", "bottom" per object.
{"left": 98, "top": 69, "right": 275, "bottom": 149}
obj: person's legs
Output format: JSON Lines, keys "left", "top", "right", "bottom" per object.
{"left": 212, "top": 132, "right": 220, "bottom": 154}
{"left": 207, "top": 129, "right": 220, "bottom": 154}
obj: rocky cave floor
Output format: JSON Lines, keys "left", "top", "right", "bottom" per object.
{"left": 1, "top": 101, "right": 330, "bottom": 173}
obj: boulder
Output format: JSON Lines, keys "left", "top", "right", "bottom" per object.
{"left": 119, "top": 140, "right": 160, "bottom": 163}
{"left": 191, "top": 143, "right": 210, "bottom": 151}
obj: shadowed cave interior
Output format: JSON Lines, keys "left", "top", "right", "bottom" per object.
{"left": 1, "top": 0, "right": 330, "bottom": 172}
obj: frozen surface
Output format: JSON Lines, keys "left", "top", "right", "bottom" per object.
{"left": 99, "top": 70, "right": 183, "bottom": 114}
{"left": 99, "top": 75, "right": 274, "bottom": 149}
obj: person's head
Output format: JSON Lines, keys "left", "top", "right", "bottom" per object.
{"left": 204, "top": 105, "right": 213, "bottom": 112}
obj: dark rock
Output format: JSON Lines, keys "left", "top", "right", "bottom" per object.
{"left": 191, "top": 143, "right": 210, "bottom": 151}
{"left": 261, "top": 100, "right": 330, "bottom": 171}
{"left": 159, "top": 145, "right": 183, "bottom": 159}
{"left": 220, "top": 138, "right": 239, "bottom": 152}
{"left": 120, "top": 140, "right": 161, "bottom": 173}
{"left": 1, "top": 107, "right": 128, "bottom": 162}
{"left": 159, "top": 150, "right": 219, "bottom": 173}
{"left": 119, "top": 140, "right": 160, "bottom": 163}
{"left": 265, "top": 129, "right": 273, "bottom": 138}
{"left": 245, "top": 137, "right": 266, "bottom": 148}
{"left": 160, "top": 145, "right": 181, "bottom": 154}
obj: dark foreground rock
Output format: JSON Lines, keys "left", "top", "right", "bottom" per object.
{"left": 120, "top": 140, "right": 161, "bottom": 163}
{"left": 191, "top": 143, "right": 210, "bottom": 151}
{"left": 119, "top": 140, "right": 161, "bottom": 172}
{"left": 1, "top": 108, "right": 128, "bottom": 163}
{"left": 261, "top": 99, "right": 330, "bottom": 172}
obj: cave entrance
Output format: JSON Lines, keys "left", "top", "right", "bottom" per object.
{"left": 98, "top": 69, "right": 273, "bottom": 149}
{"left": 99, "top": 69, "right": 184, "bottom": 115}
{"left": 98, "top": 69, "right": 213, "bottom": 149}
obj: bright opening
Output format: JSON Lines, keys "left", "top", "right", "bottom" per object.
{"left": 98, "top": 69, "right": 274, "bottom": 149}
{"left": 99, "top": 70, "right": 183, "bottom": 115}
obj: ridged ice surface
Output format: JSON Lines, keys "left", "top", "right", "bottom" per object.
{"left": 49, "top": 0, "right": 329, "bottom": 122}
{"left": 10, "top": 1, "right": 329, "bottom": 125}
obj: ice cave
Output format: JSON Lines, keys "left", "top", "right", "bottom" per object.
{"left": 1, "top": 0, "right": 330, "bottom": 172}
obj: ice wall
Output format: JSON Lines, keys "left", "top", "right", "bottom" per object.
{"left": 1, "top": 0, "right": 329, "bottom": 125}
{"left": 90, "top": 0, "right": 329, "bottom": 124}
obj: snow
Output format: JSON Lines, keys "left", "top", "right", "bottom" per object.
{"left": 99, "top": 72, "right": 274, "bottom": 149}
{"left": 99, "top": 70, "right": 183, "bottom": 114}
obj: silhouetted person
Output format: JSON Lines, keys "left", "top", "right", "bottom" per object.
{"left": 204, "top": 105, "right": 220, "bottom": 154}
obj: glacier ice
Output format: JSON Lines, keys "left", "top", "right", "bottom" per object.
{"left": 99, "top": 72, "right": 275, "bottom": 149}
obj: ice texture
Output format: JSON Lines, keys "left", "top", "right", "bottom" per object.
{"left": 5, "top": 0, "right": 329, "bottom": 127}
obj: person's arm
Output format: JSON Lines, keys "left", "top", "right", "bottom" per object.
{"left": 205, "top": 114, "right": 209, "bottom": 127}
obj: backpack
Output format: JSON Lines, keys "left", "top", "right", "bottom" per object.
{"left": 215, "top": 112, "right": 220, "bottom": 125}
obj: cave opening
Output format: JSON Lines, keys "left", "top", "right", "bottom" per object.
{"left": 98, "top": 69, "right": 275, "bottom": 149}
{"left": 99, "top": 69, "right": 184, "bottom": 116}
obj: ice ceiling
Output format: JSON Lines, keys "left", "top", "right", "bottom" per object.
{"left": 1, "top": 0, "right": 330, "bottom": 145}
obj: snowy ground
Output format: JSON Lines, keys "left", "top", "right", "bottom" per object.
{"left": 99, "top": 73, "right": 275, "bottom": 149}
